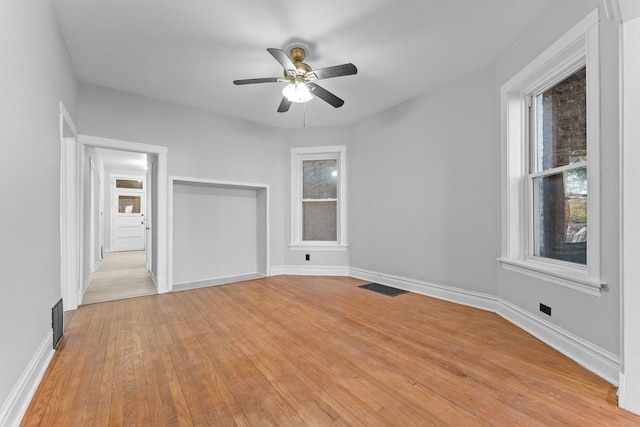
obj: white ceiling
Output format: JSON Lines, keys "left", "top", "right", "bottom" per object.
{"left": 96, "top": 147, "right": 147, "bottom": 172}
{"left": 52, "top": 0, "right": 556, "bottom": 129}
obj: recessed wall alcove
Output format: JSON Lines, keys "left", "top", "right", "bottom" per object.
{"left": 168, "top": 177, "right": 269, "bottom": 291}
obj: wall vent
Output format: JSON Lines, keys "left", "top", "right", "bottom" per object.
{"left": 52, "top": 298, "right": 63, "bottom": 349}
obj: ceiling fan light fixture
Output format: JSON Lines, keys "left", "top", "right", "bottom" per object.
{"left": 282, "top": 82, "right": 313, "bottom": 103}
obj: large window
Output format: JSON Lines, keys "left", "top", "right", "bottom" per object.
{"left": 499, "top": 10, "right": 602, "bottom": 295}
{"left": 530, "top": 67, "right": 587, "bottom": 265}
{"left": 291, "top": 146, "right": 347, "bottom": 248}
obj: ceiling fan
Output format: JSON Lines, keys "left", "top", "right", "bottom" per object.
{"left": 233, "top": 46, "right": 357, "bottom": 113}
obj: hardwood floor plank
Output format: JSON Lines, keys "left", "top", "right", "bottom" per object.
{"left": 21, "top": 276, "right": 640, "bottom": 426}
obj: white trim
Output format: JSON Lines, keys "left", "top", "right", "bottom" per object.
{"left": 59, "top": 102, "right": 79, "bottom": 311}
{"left": 288, "top": 245, "right": 348, "bottom": 251}
{"left": 619, "top": 14, "right": 640, "bottom": 415}
{"left": 168, "top": 176, "right": 270, "bottom": 292}
{"left": 0, "top": 331, "right": 55, "bottom": 427}
{"left": 150, "top": 270, "right": 159, "bottom": 289}
{"left": 602, "top": 0, "right": 623, "bottom": 23}
{"left": 78, "top": 134, "right": 168, "bottom": 155}
{"left": 173, "top": 273, "right": 266, "bottom": 292}
{"left": 75, "top": 134, "right": 169, "bottom": 294}
{"left": 498, "top": 258, "right": 603, "bottom": 296}
{"left": 497, "top": 298, "right": 620, "bottom": 385}
{"left": 82, "top": 273, "right": 91, "bottom": 295}
{"left": 270, "top": 265, "right": 350, "bottom": 277}
{"left": 290, "top": 146, "right": 348, "bottom": 248}
{"left": 501, "top": 9, "right": 598, "bottom": 94}
{"left": 349, "top": 267, "right": 497, "bottom": 312}
{"left": 59, "top": 102, "right": 77, "bottom": 137}
{"left": 500, "top": 9, "right": 602, "bottom": 290}
{"left": 349, "top": 266, "right": 619, "bottom": 385}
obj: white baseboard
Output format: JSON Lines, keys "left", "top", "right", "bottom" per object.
{"left": 150, "top": 271, "right": 159, "bottom": 289}
{"left": 497, "top": 298, "right": 620, "bottom": 385}
{"left": 82, "top": 274, "right": 91, "bottom": 294}
{"left": 349, "top": 267, "right": 497, "bottom": 312}
{"left": 173, "top": 272, "right": 266, "bottom": 292}
{"left": 349, "top": 266, "right": 619, "bottom": 385}
{"left": 0, "top": 331, "right": 55, "bottom": 427}
{"left": 270, "top": 265, "right": 350, "bottom": 277}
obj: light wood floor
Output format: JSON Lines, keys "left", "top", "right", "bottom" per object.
{"left": 82, "top": 251, "right": 156, "bottom": 305}
{"left": 23, "top": 276, "right": 640, "bottom": 426}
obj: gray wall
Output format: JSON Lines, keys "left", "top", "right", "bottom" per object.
{"left": 495, "top": 1, "right": 621, "bottom": 354}
{"left": 348, "top": 65, "right": 500, "bottom": 296}
{"left": 283, "top": 127, "right": 351, "bottom": 268}
{"left": 172, "top": 183, "right": 258, "bottom": 284}
{"left": 0, "top": 0, "right": 77, "bottom": 407}
{"left": 77, "top": 83, "right": 287, "bottom": 272}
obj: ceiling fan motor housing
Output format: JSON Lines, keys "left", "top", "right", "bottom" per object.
{"left": 289, "top": 46, "right": 312, "bottom": 73}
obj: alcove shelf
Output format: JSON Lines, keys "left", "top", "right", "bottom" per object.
{"left": 168, "top": 177, "right": 269, "bottom": 292}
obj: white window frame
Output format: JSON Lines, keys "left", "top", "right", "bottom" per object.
{"left": 290, "top": 146, "right": 348, "bottom": 250}
{"left": 498, "top": 9, "right": 603, "bottom": 296}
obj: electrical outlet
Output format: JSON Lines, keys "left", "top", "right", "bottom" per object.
{"left": 540, "top": 303, "right": 552, "bottom": 316}
{"left": 305, "top": 254, "right": 310, "bottom": 261}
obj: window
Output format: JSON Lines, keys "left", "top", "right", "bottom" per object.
{"left": 499, "top": 10, "right": 602, "bottom": 295}
{"left": 118, "top": 195, "right": 141, "bottom": 213}
{"left": 291, "top": 146, "right": 347, "bottom": 248}
{"left": 530, "top": 67, "right": 587, "bottom": 265}
{"left": 116, "top": 178, "right": 143, "bottom": 189}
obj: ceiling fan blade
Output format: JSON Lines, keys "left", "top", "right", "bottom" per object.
{"left": 277, "top": 97, "right": 292, "bottom": 113}
{"left": 267, "top": 48, "right": 296, "bottom": 71}
{"left": 308, "top": 63, "right": 357, "bottom": 80}
{"left": 233, "top": 77, "right": 280, "bottom": 85}
{"left": 307, "top": 83, "right": 345, "bottom": 108}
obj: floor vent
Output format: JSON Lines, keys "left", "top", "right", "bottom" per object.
{"left": 52, "top": 298, "right": 63, "bottom": 350}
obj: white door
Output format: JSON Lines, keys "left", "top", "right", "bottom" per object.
{"left": 111, "top": 176, "right": 146, "bottom": 252}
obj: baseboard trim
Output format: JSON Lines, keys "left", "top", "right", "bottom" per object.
{"left": 496, "top": 298, "right": 620, "bottom": 385}
{"left": 0, "top": 331, "right": 55, "bottom": 427}
{"left": 150, "top": 271, "right": 159, "bottom": 289}
{"left": 173, "top": 273, "right": 266, "bottom": 292}
{"left": 349, "top": 267, "right": 497, "bottom": 312}
{"left": 270, "top": 265, "right": 350, "bottom": 277}
{"left": 349, "top": 266, "right": 619, "bottom": 385}
{"left": 82, "top": 274, "right": 91, "bottom": 294}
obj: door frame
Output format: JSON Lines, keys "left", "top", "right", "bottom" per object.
{"left": 61, "top": 132, "right": 169, "bottom": 310}
{"left": 89, "top": 157, "right": 101, "bottom": 272}
{"left": 59, "top": 103, "right": 79, "bottom": 310}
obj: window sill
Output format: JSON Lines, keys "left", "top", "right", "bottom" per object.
{"left": 497, "top": 258, "right": 605, "bottom": 296}
{"left": 289, "top": 244, "right": 349, "bottom": 251}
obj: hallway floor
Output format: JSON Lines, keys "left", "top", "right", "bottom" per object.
{"left": 82, "top": 250, "right": 156, "bottom": 305}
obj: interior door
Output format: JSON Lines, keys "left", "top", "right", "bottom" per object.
{"left": 111, "top": 176, "right": 146, "bottom": 252}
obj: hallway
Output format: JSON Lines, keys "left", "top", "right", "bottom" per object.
{"left": 82, "top": 251, "right": 156, "bottom": 305}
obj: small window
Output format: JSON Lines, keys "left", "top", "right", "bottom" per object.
{"left": 118, "top": 195, "right": 141, "bottom": 213}
{"left": 291, "top": 146, "right": 347, "bottom": 248}
{"left": 116, "top": 179, "right": 143, "bottom": 189}
{"left": 302, "top": 159, "right": 338, "bottom": 241}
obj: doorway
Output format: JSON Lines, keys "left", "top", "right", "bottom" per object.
{"left": 82, "top": 148, "right": 154, "bottom": 304}
{"left": 59, "top": 134, "right": 169, "bottom": 311}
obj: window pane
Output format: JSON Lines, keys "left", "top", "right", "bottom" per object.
{"left": 303, "top": 159, "right": 337, "bottom": 199}
{"left": 116, "top": 179, "right": 143, "bottom": 189}
{"left": 536, "top": 67, "right": 587, "bottom": 171}
{"left": 119, "top": 195, "right": 141, "bottom": 214}
{"left": 535, "top": 168, "right": 587, "bottom": 264}
{"left": 303, "top": 201, "right": 337, "bottom": 241}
